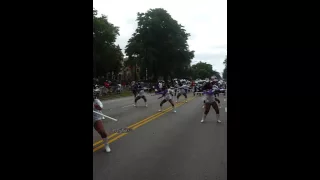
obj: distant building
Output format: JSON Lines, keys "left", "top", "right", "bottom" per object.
{"left": 117, "top": 57, "right": 140, "bottom": 81}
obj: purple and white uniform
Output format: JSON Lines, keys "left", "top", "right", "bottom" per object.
{"left": 162, "top": 89, "right": 173, "bottom": 100}
{"left": 204, "top": 89, "right": 216, "bottom": 103}
{"left": 178, "top": 85, "right": 188, "bottom": 94}
{"left": 93, "top": 99, "right": 103, "bottom": 123}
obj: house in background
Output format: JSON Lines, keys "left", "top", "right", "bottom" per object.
{"left": 118, "top": 57, "right": 141, "bottom": 81}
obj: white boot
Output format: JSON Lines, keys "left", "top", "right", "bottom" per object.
{"left": 216, "top": 114, "right": 221, "bottom": 123}
{"left": 105, "top": 144, "right": 111, "bottom": 152}
{"left": 201, "top": 114, "right": 207, "bottom": 123}
{"left": 103, "top": 138, "right": 111, "bottom": 153}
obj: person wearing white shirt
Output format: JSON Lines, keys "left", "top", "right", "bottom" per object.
{"left": 176, "top": 82, "right": 188, "bottom": 103}
{"left": 158, "top": 82, "right": 163, "bottom": 89}
{"left": 134, "top": 84, "right": 148, "bottom": 107}
{"left": 157, "top": 85, "right": 176, "bottom": 113}
{"left": 93, "top": 97, "right": 111, "bottom": 152}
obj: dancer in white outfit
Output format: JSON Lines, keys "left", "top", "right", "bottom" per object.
{"left": 200, "top": 82, "right": 221, "bottom": 123}
{"left": 158, "top": 86, "right": 176, "bottom": 113}
{"left": 93, "top": 97, "right": 111, "bottom": 152}
{"left": 176, "top": 82, "right": 188, "bottom": 103}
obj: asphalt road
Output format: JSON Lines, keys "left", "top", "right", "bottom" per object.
{"left": 93, "top": 92, "right": 227, "bottom": 180}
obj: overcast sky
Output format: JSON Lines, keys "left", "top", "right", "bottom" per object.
{"left": 93, "top": 0, "right": 227, "bottom": 74}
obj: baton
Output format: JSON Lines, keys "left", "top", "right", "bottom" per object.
{"left": 93, "top": 111, "right": 118, "bottom": 121}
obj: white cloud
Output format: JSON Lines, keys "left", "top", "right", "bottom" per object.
{"left": 93, "top": 0, "right": 227, "bottom": 73}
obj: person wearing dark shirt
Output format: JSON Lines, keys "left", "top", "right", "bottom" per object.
{"left": 131, "top": 81, "right": 138, "bottom": 98}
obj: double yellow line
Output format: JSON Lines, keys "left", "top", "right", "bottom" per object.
{"left": 93, "top": 97, "right": 195, "bottom": 152}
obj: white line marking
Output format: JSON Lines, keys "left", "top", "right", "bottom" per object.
{"left": 122, "top": 104, "right": 133, "bottom": 108}
{"left": 225, "top": 107, "right": 227, "bottom": 112}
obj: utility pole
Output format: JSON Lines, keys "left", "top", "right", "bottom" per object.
{"left": 146, "top": 68, "right": 148, "bottom": 80}
{"left": 145, "top": 48, "right": 148, "bottom": 81}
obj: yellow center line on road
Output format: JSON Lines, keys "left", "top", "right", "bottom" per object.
{"left": 93, "top": 103, "right": 182, "bottom": 147}
{"left": 93, "top": 100, "right": 188, "bottom": 146}
{"left": 93, "top": 109, "right": 175, "bottom": 152}
{"left": 93, "top": 97, "right": 195, "bottom": 152}
{"left": 93, "top": 99, "right": 192, "bottom": 152}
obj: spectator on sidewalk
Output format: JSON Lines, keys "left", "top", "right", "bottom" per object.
{"left": 158, "top": 81, "right": 163, "bottom": 90}
{"left": 104, "top": 80, "right": 110, "bottom": 89}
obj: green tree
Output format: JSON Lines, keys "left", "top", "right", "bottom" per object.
{"left": 125, "top": 8, "right": 194, "bottom": 82}
{"left": 222, "top": 56, "right": 227, "bottom": 81}
{"left": 213, "top": 70, "right": 222, "bottom": 80}
{"left": 191, "top": 61, "right": 221, "bottom": 79}
{"left": 93, "top": 8, "right": 123, "bottom": 78}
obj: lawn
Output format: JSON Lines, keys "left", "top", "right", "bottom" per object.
{"left": 99, "top": 90, "right": 133, "bottom": 100}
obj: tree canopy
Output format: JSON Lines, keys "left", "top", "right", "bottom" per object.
{"left": 125, "top": 8, "right": 194, "bottom": 81}
{"left": 93, "top": 8, "right": 123, "bottom": 77}
{"left": 93, "top": 7, "right": 225, "bottom": 82}
{"left": 191, "top": 62, "right": 221, "bottom": 80}
{"left": 222, "top": 56, "right": 227, "bottom": 81}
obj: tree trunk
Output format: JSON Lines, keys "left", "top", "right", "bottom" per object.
{"left": 93, "top": 59, "right": 97, "bottom": 78}
{"left": 170, "top": 72, "right": 174, "bottom": 85}
{"left": 93, "top": 50, "right": 97, "bottom": 78}
{"left": 163, "top": 74, "right": 168, "bottom": 83}
{"left": 153, "top": 61, "right": 158, "bottom": 81}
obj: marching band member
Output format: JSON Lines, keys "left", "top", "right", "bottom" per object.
{"left": 93, "top": 97, "right": 111, "bottom": 152}
{"left": 176, "top": 82, "right": 188, "bottom": 103}
{"left": 134, "top": 83, "right": 148, "bottom": 107}
{"left": 201, "top": 87, "right": 221, "bottom": 123}
{"left": 158, "top": 85, "right": 176, "bottom": 113}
